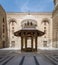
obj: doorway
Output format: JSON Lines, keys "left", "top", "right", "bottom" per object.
{"left": 26, "top": 37, "right": 32, "bottom": 52}
{"left": 27, "top": 37, "right": 31, "bottom": 48}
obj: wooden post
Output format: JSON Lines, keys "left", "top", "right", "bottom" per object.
{"left": 35, "top": 36, "right": 37, "bottom": 51}
{"left": 31, "top": 36, "right": 33, "bottom": 51}
{"left": 21, "top": 37, "right": 23, "bottom": 51}
{"left": 25, "top": 36, "right": 27, "bottom": 51}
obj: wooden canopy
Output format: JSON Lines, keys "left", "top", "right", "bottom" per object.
{"left": 14, "top": 29, "right": 45, "bottom": 37}
{"left": 14, "top": 29, "right": 45, "bottom": 52}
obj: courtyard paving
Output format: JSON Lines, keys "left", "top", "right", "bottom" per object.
{"left": 0, "top": 48, "right": 58, "bottom": 65}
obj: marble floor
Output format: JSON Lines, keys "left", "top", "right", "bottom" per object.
{"left": 0, "top": 49, "right": 58, "bottom": 65}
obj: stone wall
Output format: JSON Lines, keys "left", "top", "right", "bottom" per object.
{"left": 52, "top": 0, "right": 58, "bottom": 48}
{"left": 7, "top": 12, "right": 52, "bottom": 49}
{"left": 0, "top": 5, "right": 8, "bottom": 48}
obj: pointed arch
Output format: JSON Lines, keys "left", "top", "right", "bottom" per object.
{"left": 41, "top": 18, "right": 50, "bottom": 25}
{"left": 9, "top": 18, "right": 17, "bottom": 24}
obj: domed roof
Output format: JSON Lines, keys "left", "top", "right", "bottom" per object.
{"left": 21, "top": 19, "right": 37, "bottom": 29}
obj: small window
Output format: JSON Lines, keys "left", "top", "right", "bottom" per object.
{"left": 3, "top": 25, "right": 4, "bottom": 27}
{"left": 44, "top": 27, "right": 46, "bottom": 29}
{"left": 12, "top": 36, "right": 14, "bottom": 38}
{"left": 2, "top": 41, "right": 5, "bottom": 48}
{"left": 12, "top": 43, "right": 15, "bottom": 47}
{"left": 12, "top": 22, "right": 14, "bottom": 26}
{"left": 3, "top": 18, "right": 4, "bottom": 23}
{"left": 3, "top": 35, "right": 5, "bottom": 38}
{"left": 44, "top": 30, "right": 46, "bottom": 33}
{"left": 11, "top": 41, "right": 15, "bottom": 43}
{"left": 3, "top": 28, "right": 5, "bottom": 33}
{"left": 11, "top": 41, "right": 15, "bottom": 47}
{"left": 12, "top": 27, "right": 14, "bottom": 29}
{"left": 12, "top": 30, "right": 14, "bottom": 33}
{"left": 43, "top": 41, "right": 47, "bottom": 47}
